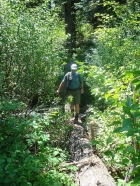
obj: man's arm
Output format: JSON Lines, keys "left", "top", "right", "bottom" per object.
{"left": 80, "top": 82, "right": 84, "bottom": 89}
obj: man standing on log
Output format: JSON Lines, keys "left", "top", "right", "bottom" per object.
{"left": 56, "top": 64, "right": 84, "bottom": 122}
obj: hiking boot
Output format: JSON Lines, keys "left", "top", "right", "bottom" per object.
{"left": 74, "top": 114, "right": 83, "bottom": 124}
{"left": 74, "top": 114, "right": 79, "bottom": 123}
{"left": 75, "top": 113, "right": 78, "bottom": 120}
{"left": 71, "top": 109, "right": 74, "bottom": 117}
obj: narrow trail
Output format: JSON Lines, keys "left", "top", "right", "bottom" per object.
{"left": 35, "top": 105, "right": 117, "bottom": 185}
{"left": 65, "top": 111, "right": 116, "bottom": 186}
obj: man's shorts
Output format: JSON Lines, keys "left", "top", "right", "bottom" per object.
{"left": 67, "top": 89, "right": 81, "bottom": 105}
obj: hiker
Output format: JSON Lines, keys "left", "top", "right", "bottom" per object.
{"left": 56, "top": 64, "right": 84, "bottom": 122}
{"left": 61, "top": 60, "right": 77, "bottom": 102}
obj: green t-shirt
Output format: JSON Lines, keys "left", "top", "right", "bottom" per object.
{"left": 62, "top": 72, "right": 82, "bottom": 90}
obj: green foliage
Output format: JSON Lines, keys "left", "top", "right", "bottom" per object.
{"left": 0, "top": 99, "right": 76, "bottom": 185}
{"left": 1, "top": 0, "right": 140, "bottom": 185}
{"left": 84, "top": 1, "right": 140, "bottom": 184}
{"left": 86, "top": 56, "right": 140, "bottom": 184}
{"left": 0, "top": 1, "right": 76, "bottom": 185}
{"left": 1, "top": 0, "right": 66, "bottom": 105}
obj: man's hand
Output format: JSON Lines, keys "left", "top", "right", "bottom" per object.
{"left": 56, "top": 82, "right": 64, "bottom": 96}
{"left": 81, "top": 89, "right": 84, "bottom": 94}
{"left": 56, "top": 90, "right": 60, "bottom": 96}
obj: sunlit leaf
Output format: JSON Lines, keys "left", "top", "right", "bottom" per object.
{"left": 121, "top": 158, "right": 129, "bottom": 165}
{"left": 125, "top": 146, "right": 134, "bottom": 152}
{"left": 133, "top": 70, "right": 140, "bottom": 76}
{"left": 113, "top": 94, "right": 119, "bottom": 99}
{"left": 131, "top": 79, "right": 140, "bottom": 84}
{"left": 107, "top": 137, "right": 113, "bottom": 144}
{"left": 133, "top": 112, "right": 140, "bottom": 118}
{"left": 123, "top": 106, "right": 131, "bottom": 116}
{"left": 113, "top": 127, "right": 123, "bottom": 133}
{"left": 110, "top": 120, "right": 121, "bottom": 126}
{"left": 111, "top": 112, "right": 120, "bottom": 116}
{"left": 125, "top": 97, "right": 133, "bottom": 108}
{"left": 122, "top": 118, "right": 133, "bottom": 127}
{"left": 130, "top": 104, "right": 139, "bottom": 110}
{"left": 135, "top": 83, "right": 140, "bottom": 91}
{"left": 104, "top": 150, "right": 114, "bottom": 159}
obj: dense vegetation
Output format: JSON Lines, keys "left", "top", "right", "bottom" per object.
{"left": 0, "top": 0, "right": 140, "bottom": 185}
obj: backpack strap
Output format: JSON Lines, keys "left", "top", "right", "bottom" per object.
{"left": 66, "top": 72, "right": 71, "bottom": 87}
{"left": 67, "top": 72, "right": 70, "bottom": 81}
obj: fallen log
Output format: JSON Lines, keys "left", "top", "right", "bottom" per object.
{"left": 67, "top": 121, "right": 116, "bottom": 186}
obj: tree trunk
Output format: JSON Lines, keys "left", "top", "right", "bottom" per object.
{"left": 64, "top": 1, "right": 76, "bottom": 58}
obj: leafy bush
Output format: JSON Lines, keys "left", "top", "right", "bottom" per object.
{"left": 0, "top": 99, "right": 76, "bottom": 185}
{"left": 1, "top": 0, "right": 66, "bottom": 105}
{"left": 86, "top": 64, "right": 140, "bottom": 184}
{"left": 84, "top": 1, "right": 140, "bottom": 184}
